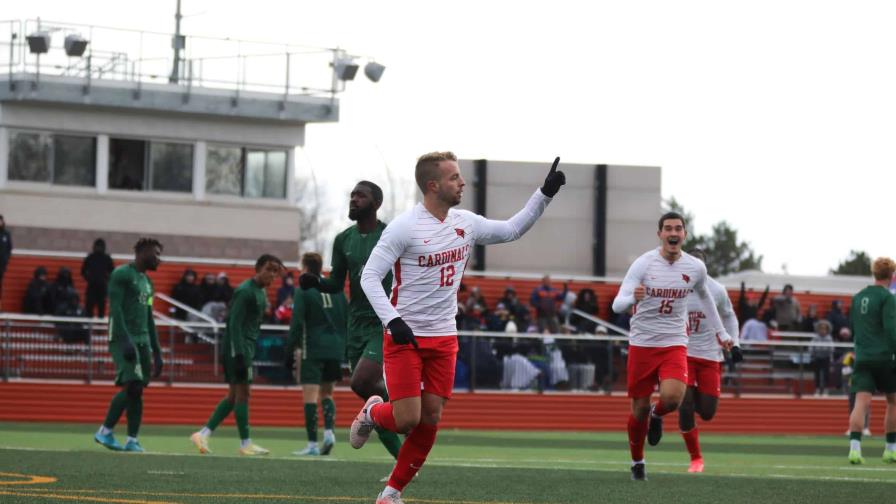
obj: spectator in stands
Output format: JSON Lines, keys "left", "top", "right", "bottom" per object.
{"left": 810, "top": 319, "right": 834, "bottom": 396}
{"left": 213, "top": 272, "right": 234, "bottom": 304}
{"left": 772, "top": 284, "right": 802, "bottom": 331}
{"left": 570, "top": 288, "right": 599, "bottom": 334}
{"left": 531, "top": 275, "right": 561, "bottom": 333}
{"left": 0, "top": 215, "right": 11, "bottom": 310}
{"left": 273, "top": 297, "right": 293, "bottom": 325}
{"left": 499, "top": 287, "right": 530, "bottom": 331}
{"left": 81, "top": 238, "right": 115, "bottom": 318}
{"left": 801, "top": 304, "right": 819, "bottom": 333}
{"left": 826, "top": 299, "right": 849, "bottom": 336}
{"left": 199, "top": 273, "right": 217, "bottom": 307}
{"left": 23, "top": 266, "right": 51, "bottom": 315}
{"left": 485, "top": 302, "right": 512, "bottom": 332}
{"left": 49, "top": 267, "right": 81, "bottom": 317}
{"left": 832, "top": 326, "right": 853, "bottom": 391}
{"left": 737, "top": 281, "right": 770, "bottom": 327}
{"left": 557, "top": 283, "right": 577, "bottom": 329}
{"left": 171, "top": 269, "right": 201, "bottom": 320}
{"left": 740, "top": 310, "right": 769, "bottom": 342}
{"left": 465, "top": 285, "right": 487, "bottom": 315}
{"left": 276, "top": 272, "right": 295, "bottom": 309}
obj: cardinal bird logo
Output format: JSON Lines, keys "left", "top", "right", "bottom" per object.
{"left": 682, "top": 273, "right": 691, "bottom": 283}
{"left": 455, "top": 228, "right": 466, "bottom": 239}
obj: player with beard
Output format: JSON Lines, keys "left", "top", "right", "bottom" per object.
{"left": 679, "top": 248, "right": 741, "bottom": 473}
{"left": 94, "top": 238, "right": 163, "bottom": 453}
{"left": 612, "top": 213, "right": 732, "bottom": 481}
{"left": 351, "top": 151, "right": 565, "bottom": 504}
{"left": 299, "top": 181, "right": 404, "bottom": 462}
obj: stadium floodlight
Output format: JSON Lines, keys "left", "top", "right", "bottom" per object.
{"left": 26, "top": 31, "right": 50, "bottom": 54}
{"left": 334, "top": 56, "right": 360, "bottom": 81}
{"left": 364, "top": 61, "right": 386, "bottom": 83}
{"left": 64, "top": 34, "right": 89, "bottom": 57}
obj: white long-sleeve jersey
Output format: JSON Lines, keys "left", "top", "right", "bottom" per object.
{"left": 687, "top": 277, "right": 740, "bottom": 361}
{"left": 612, "top": 248, "right": 731, "bottom": 348}
{"left": 361, "top": 189, "right": 552, "bottom": 337}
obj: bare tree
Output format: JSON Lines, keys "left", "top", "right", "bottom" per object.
{"left": 294, "top": 175, "right": 334, "bottom": 256}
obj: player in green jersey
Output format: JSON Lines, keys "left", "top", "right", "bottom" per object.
{"left": 286, "top": 252, "right": 348, "bottom": 456}
{"left": 94, "top": 238, "right": 163, "bottom": 453}
{"left": 191, "top": 254, "right": 284, "bottom": 456}
{"left": 299, "top": 181, "right": 403, "bottom": 460}
{"left": 847, "top": 257, "right": 896, "bottom": 464}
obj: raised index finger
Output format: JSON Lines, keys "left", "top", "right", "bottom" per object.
{"left": 549, "top": 157, "right": 560, "bottom": 174}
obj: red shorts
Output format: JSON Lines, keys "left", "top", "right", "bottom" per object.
{"left": 627, "top": 345, "right": 688, "bottom": 398}
{"left": 383, "top": 332, "right": 458, "bottom": 401}
{"left": 687, "top": 356, "right": 722, "bottom": 397}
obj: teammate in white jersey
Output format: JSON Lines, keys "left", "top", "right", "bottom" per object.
{"left": 612, "top": 212, "right": 732, "bottom": 481}
{"left": 678, "top": 248, "right": 741, "bottom": 473}
{"left": 351, "top": 151, "right": 565, "bottom": 504}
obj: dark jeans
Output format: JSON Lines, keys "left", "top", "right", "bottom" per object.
{"left": 85, "top": 283, "right": 107, "bottom": 318}
{"left": 812, "top": 357, "right": 831, "bottom": 391}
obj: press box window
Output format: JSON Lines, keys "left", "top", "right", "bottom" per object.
{"left": 8, "top": 130, "right": 96, "bottom": 186}
{"left": 109, "top": 138, "right": 193, "bottom": 192}
{"left": 206, "top": 145, "right": 287, "bottom": 199}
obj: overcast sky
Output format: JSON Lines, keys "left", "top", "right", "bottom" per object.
{"left": 8, "top": 1, "right": 895, "bottom": 276}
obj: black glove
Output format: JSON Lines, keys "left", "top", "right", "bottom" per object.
{"left": 388, "top": 318, "right": 418, "bottom": 349}
{"left": 731, "top": 346, "right": 744, "bottom": 364}
{"left": 234, "top": 354, "right": 249, "bottom": 381}
{"left": 540, "top": 157, "right": 566, "bottom": 197}
{"left": 284, "top": 351, "right": 296, "bottom": 373}
{"left": 152, "top": 351, "right": 164, "bottom": 378}
{"left": 299, "top": 273, "right": 321, "bottom": 290}
{"left": 120, "top": 339, "right": 136, "bottom": 363}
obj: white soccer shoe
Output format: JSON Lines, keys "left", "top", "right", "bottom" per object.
{"left": 350, "top": 395, "right": 383, "bottom": 449}
{"left": 375, "top": 491, "right": 404, "bottom": 504}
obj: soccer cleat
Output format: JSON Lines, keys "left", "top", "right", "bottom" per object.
{"left": 863, "top": 428, "right": 872, "bottom": 437}
{"left": 350, "top": 395, "right": 383, "bottom": 449}
{"left": 848, "top": 450, "right": 864, "bottom": 465}
{"left": 882, "top": 450, "right": 896, "bottom": 464}
{"left": 630, "top": 462, "right": 647, "bottom": 481}
{"left": 647, "top": 407, "right": 663, "bottom": 446}
{"left": 239, "top": 443, "right": 270, "bottom": 456}
{"left": 292, "top": 445, "right": 320, "bottom": 456}
{"left": 375, "top": 491, "right": 405, "bottom": 504}
{"left": 190, "top": 431, "right": 212, "bottom": 454}
{"left": 321, "top": 431, "right": 335, "bottom": 455}
{"left": 123, "top": 439, "right": 145, "bottom": 452}
{"left": 687, "top": 457, "right": 705, "bottom": 473}
{"left": 94, "top": 431, "right": 123, "bottom": 451}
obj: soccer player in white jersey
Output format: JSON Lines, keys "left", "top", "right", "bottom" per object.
{"left": 351, "top": 151, "right": 565, "bottom": 504}
{"left": 612, "top": 212, "right": 732, "bottom": 481}
{"left": 679, "top": 248, "right": 741, "bottom": 473}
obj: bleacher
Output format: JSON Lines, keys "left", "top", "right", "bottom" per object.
{"left": 1, "top": 251, "right": 858, "bottom": 395}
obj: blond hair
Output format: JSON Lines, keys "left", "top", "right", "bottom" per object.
{"left": 415, "top": 151, "right": 457, "bottom": 193}
{"left": 871, "top": 257, "right": 896, "bottom": 281}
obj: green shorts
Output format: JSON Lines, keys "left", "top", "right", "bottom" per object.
{"left": 110, "top": 341, "right": 152, "bottom": 386}
{"left": 300, "top": 358, "right": 343, "bottom": 385}
{"left": 222, "top": 351, "right": 254, "bottom": 385}
{"left": 851, "top": 360, "right": 896, "bottom": 394}
{"left": 346, "top": 326, "right": 384, "bottom": 370}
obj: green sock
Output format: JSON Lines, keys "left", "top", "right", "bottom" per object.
{"left": 125, "top": 396, "right": 143, "bottom": 438}
{"left": 321, "top": 398, "right": 335, "bottom": 431}
{"left": 102, "top": 391, "right": 128, "bottom": 430}
{"left": 206, "top": 399, "right": 234, "bottom": 431}
{"left": 887, "top": 432, "right": 896, "bottom": 444}
{"left": 376, "top": 426, "right": 403, "bottom": 459}
{"left": 304, "top": 403, "right": 319, "bottom": 442}
{"left": 234, "top": 402, "right": 250, "bottom": 441}
{"left": 850, "top": 431, "right": 863, "bottom": 442}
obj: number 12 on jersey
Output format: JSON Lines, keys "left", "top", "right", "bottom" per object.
{"left": 440, "top": 265, "right": 456, "bottom": 287}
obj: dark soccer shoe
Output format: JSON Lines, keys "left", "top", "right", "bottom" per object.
{"left": 630, "top": 462, "right": 647, "bottom": 481}
{"left": 647, "top": 413, "right": 663, "bottom": 446}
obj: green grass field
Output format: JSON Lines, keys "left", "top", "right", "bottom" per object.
{"left": 0, "top": 422, "right": 894, "bottom": 503}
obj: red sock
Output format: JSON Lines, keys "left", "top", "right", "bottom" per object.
{"left": 652, "top": 401, "right": 671, "bottom": 417}
{"left": 627, "top": 414, "right": 648, "bottom": 461}
{"left": 369, "top": 402, "right": 398, "bottom": 432}
{"left": 681, "top": 428, "right": 701, "bottom": 460}
{"left": 387, "top": 422, "right": 438, "bottom": 491}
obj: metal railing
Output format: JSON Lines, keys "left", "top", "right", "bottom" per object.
{"left": 1, "top": 18, "right": 351, "bottom": 99}
{"left": 0, "top": 309, "right": 856, "bottom": 398}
